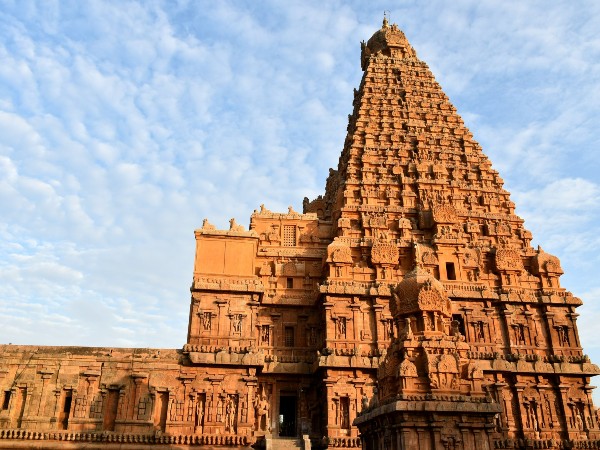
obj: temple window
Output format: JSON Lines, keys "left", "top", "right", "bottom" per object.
{"left": 2, "top": 391, "right": 10, "bottom": 410}
{"left": 284, "top": 326, "right": 295, "bottom": 347}
{"left": 283, "top": 225, "right": 296, "bottom": 246}
{"left": 446, "top": 262, "right": 457, "bottom": 280}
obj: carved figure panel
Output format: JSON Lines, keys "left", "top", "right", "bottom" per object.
{"left": 371, "top": 240, "right": 399, "bottom": 265}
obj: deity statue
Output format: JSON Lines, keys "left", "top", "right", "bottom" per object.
{"left": 254, "top": 394, "right": 270, "bottom": 432}
{"left": 225, "top": 396, "right": 237, "bottom": 433}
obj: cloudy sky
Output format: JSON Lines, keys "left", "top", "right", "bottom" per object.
{"left": 1, "top": 0, "right": 599, "bottom": 373}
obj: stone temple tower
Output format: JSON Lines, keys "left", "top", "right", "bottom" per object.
{"left": 322, "top": 18, "right": 600, "bottom": 449}
{"left": 0, "top": 18, "right": 598, "bottom": 450}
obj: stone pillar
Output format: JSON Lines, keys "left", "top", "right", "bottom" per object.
{"left": 351, "top": 302, "right": 361, "bottom": 343}
{"left": 244, "top": 375, "right": 257, "bottom": 431}
{"left": 463, "top": 306, "right": 473, "bottom": 343}
{"left": 216, "top": 299, "right": 228, "bottom": 343}
{"left": 567, "top": 311, "right": 581, "bottom": 349}
{"left": 498, "top": 306, "right": 512, "bottom": 352}
{"left": 37, "top": 370, "right": 53, "bottom": 417}
{"left": 372, "top": 303, "right": 383, "bottom": 345}
{"left": 513, "top": 383, "right": 526, "bottom": 435}
{"left": 557, "top": 383, "right": 575, "bottom": 439}
{"left": 583, "top": 384, "right": 598, "bottom": 436}
{"left": 324, "top": 378, "right": 335, "bottom": 439}
{"left": 541, "top": 307, "right": 557, "bottom": 354}
{"left": 323, "top": 299, "right": 335, "bottom": 348}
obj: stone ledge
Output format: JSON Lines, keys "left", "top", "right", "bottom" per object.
{"left": 354, "top": 396, "right": 501, "bottom": 425}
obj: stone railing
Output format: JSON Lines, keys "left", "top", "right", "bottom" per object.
{"left": 494, "top": 438, "right": 600, "bottom": 449}
{"left": 0, "top": 429, "right": 253, "bottom": 446}
{"left": 324, "top": 436, "right": 362, "bottom": 448}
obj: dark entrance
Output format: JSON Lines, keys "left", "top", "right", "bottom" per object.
{"left": 279, "top": 395, "right": 297, "bottom": 437}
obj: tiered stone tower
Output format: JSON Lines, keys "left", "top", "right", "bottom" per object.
{"left": 317, "top": 19, "right": 600, "bottom": 449}
{"left": 0, "top": 19, "right": 598, "bottom": 450}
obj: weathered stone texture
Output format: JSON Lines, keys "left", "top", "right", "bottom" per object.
{"left": 0, "top": 19, "right": 599, "bottom": 450}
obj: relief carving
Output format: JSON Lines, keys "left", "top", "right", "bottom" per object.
{"left": 494, "top": 248, "right": 523, "bottom": 272}
{"left": 327, "top": 239, "right": 353, "bottom": 263}
{"left": 432, "top": 203, "right": 458, "bottom": 224}
{"left": 371, "top": 240, "right": 399, "bottom": 265}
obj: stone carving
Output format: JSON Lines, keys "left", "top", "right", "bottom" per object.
{"left": 202, "top": 312, "right": 212, "bottom": 331}
{"left": 254, "top": 391, "right": 270, "bottom": 432}
{"left": 417, "top": 284, "right": 451, "bottom": 315}
{"left": 398, "top": 217, "right": 412, "bottom": 238}
{"left": 399, "top": 357, "right": 417, "bottom": 377}
{"left": 262, "top": 225, "right": 280, "bottom": 243}
{"left": 494, "top": 248, "right": 523, "bottom": 272}
{"left": 393, "top": 268, "right": 451, "bottom": 317}
{"left": 532, "top": 246, "right": 564, "bottom": 275}
{"left": 337, "top": 317, "right": 347, "bottom": 338}
{"left": 282, "top": 262, "right": 297, "bottom": 276}
{"left": 307, "top": 327, "right": 318, "bottom": 346}
{"left": 230, "top": 314, "right": 243, "bottom": 334}
{"left": 201, "top": 218, "right": 216, "bottom": 231}
{"left": 361, "top": 393, "right": 369, "bottom": 412}
{"left": 224, "top": 395, "right": 237, "bottom": 433}
{"left": 370, "top": 240, "right": 399, "bottom": 265}
{"left": 556, "top": 325, "right": 571, "bottom": 346}
{"left": 421, "top": 249, "right": 438, "bottom": 265}
{"left": 432, "top": 203, "right": 458, "bottom": 224}
{"left": 229, "top": 218, "right": 245, "bottom": 232}
{"left": 327, "top": 239, "right": 353, "bottom": 263}
{"left": 195, "top": 396, "right": 205, "bottom": 432}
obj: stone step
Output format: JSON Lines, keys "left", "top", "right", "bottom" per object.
{"left": 267, "top": 436, "right": 302, "bottom": 449}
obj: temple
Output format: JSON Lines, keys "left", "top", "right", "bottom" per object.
{"left": 0, "top": 19, "right": 599, "bottom": 450}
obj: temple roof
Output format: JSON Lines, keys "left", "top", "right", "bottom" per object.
{"left": 311, "top": 20, "right": 530, "bottom": 255}
{"left": 361, "top": 18, "right": 417, "bottom": 69}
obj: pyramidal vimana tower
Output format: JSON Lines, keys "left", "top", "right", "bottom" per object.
{"left": 0, "top": 19, "right": 599, "bottom": 450}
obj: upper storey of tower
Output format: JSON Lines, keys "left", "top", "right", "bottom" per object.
{"left": 305, "top": 19, "right": 532, "bottom": 250}
{"left": 299, "top": 20, "right": 572, "bottom": 293}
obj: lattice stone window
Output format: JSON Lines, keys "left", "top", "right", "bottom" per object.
{"left": 283, "top": 225, "right": 296, "bottom": 247}
{"left": 260, "top": 325, "right": 270, "bottom": 345}
{"left": 284, "top": 326, "right": 295, "bottom": 347}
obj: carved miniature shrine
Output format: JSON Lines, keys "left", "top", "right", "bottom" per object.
{"left": 0, "top": 18, "right": 599, "bottom": 450}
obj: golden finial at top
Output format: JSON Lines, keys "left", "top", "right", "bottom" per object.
{"left": 383, "top": 11, "right": 390, "bottom": 28}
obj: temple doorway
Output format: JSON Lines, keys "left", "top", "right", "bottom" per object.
{"left": 278, "top": 395, "right": 297, "bottom": 437}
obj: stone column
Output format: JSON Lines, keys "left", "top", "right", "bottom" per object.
{"left": 350, "top": 302, "right": 361, "bottom": 342}
{"left": 323, "top": 299, "right": 335, "bottom": 348}
{"left": 557, "top": 383, "right": 575, "bottom": 439}
{"left": 216, "top": 299, "right": 228, "bottom": 344}
{"left": 541, "top": 306, "right": 556, "bottom": 355}
{"left": 372, "top": 303, "right": 383, "bottom": 345}
{"left": 243, "top": 375, "right": 257, "bottom": 431}
{"left": 463, "top": 306, "right": 473, "bottom": 343}
{"left": 37, "top": 369, "right": 53, "bottom": 417}
{"left": 567, "top": 311, "right": 581, "bottom": 349}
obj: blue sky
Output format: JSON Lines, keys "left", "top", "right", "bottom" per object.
{"left": 1, "top": 0, "right": 599, "bottom": 383}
